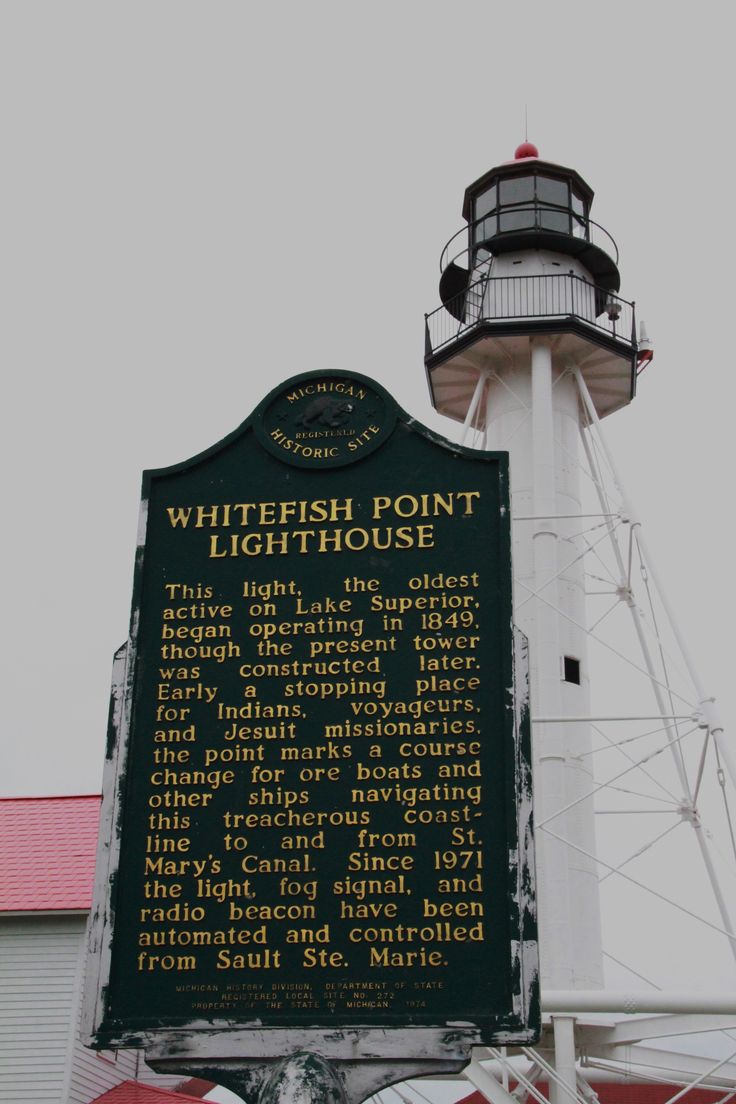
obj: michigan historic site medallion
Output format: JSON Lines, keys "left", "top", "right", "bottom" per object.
{"left": 254, "top": 372, "right": 395, "bottom": 468}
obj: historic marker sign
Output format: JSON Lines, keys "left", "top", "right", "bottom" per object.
{"left": 84, "top": 372, "right": 538, "bottom": 1086}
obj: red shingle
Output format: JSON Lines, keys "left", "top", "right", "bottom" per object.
{"left": 92, "top": 1082, "right": 211, "bottom": 1103}
{"left": 0, "top": 795, "right": 101, "bottom": 911}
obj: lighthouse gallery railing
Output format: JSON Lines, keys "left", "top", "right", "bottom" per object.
{"left": 425, "top": 272, "right": 636, "bottom": 358}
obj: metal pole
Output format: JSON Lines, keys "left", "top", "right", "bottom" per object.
{"left": 573, "top": 366, "right": 735, "bottom": 790}
{"left": 635, "top": 527, "right": 735, "bottom": 790}
{"left": 574, "top": 367, "right": 736, "bottom": 963}
{"left": 543, "top": 990, "right": 736, "bottom": 1014}
{"left": 532, "top": 337, "right": 574, "bottom": 989}
{"left": 551, "top": 1016, "right": 578, "bottom": 1104}
{"left": 533, "top": 715, "right": 695, "bottom": 724}
{"left": 465, "top": 1057, "right": 521, "bottom": 1104}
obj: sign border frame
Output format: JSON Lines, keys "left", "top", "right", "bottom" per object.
{"left": 82, "top": 371, "right": 539, "bottom": 1061}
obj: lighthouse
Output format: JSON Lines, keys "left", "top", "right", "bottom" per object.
{"left": 424, "top": 142, "right": 642, "bottom": 994}
{"left": 419, "top": 143, "right": 736, "bottom": 1104}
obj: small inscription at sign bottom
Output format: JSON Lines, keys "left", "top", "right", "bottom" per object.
{"left": 89, "top": 372, "right": 537, "bottom": 1043}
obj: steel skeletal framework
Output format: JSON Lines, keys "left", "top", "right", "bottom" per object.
{"left": 363, "top": 145, "right": 736, "bottom": 1104}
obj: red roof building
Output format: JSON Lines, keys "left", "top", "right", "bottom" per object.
{"left": 0, "top": 795, "right": 215, "bottom": 1104}
{"left": 92, "top": 1083, "right": 211, "bottom": 1104}
{"left": 91, "top": 1082, "right": 211, "bottom": 1103}
{"left": 0, "top": 794, "right": 100, "bottom": 911}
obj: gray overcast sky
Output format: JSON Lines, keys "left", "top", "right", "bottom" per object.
{"left": 2, "top": 3, "right": 734, "bottom": 995}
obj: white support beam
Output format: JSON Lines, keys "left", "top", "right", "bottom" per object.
{"left": 574, "top": 365, "right": 736, "bottom": 792}
{"left": 543, "top": 990, "right": 736, "bottom": 1014}
{"left": 583, "top": 1060, "right": 736, "bottom": 1093}
{"left": 532, "top": 715, "right": 696, "bottom": 724}
{"left": 464, "top": 1059, "right": 524, "bottom": 1104}
{"left": 578, "top": 1014, "right": 736, "bottom": 1045}
{"left": 552, "top": 1017, "right": 578, "bottom": 1104}
{"left": 574, "top": 367, "right": 736, "bottom": 965}
{"left": 586, "top": 1044, "right": 736, "bottom": 1088}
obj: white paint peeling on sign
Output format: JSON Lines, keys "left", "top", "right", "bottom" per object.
{"left": 82, "top": 642, "right": 130, "bottom": 1043}
{"left": 508, "top": 627, "right": 540, "bottom": 1031}
{"left": 136, "top": 496, "right": 149, "bottom": 552}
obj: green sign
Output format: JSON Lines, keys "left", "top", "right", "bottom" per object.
{"left": 85, "top": 371, "right": 538, "bottom": 1048}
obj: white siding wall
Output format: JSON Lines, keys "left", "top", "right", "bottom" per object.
{"left": 69, "top": 921, "right": 184, "bottom": 1102}
{"left": 67, "top": 918, "right": 139, "bottom": 1103}
{"left": 0, "top": 916, "right": 87, "bottom": 1102}
{"left": 0, "top": 916, "right": 189, "bottom": 1103}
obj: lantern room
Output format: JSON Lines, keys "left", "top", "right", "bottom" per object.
{"left": 463, "top": 146, "right": 619, "bottom": 293}
{"left": 427, "top": 143, "right": 645, "bottom": 423}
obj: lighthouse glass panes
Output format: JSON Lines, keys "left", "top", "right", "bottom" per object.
{"left": 498, "top": 175, "right": 535, "bottom": 231}
{"left": 472, "top": 172, "right": 590, "bottom": 246}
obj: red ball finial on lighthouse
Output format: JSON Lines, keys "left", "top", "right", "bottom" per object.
{"left": 514, "top": 140, "right": 539, "bottom": 160}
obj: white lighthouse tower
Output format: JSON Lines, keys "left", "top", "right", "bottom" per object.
{"left": 421, "top": 142, "right": 736, "bottom": 1104}
{"left": 426, "top": 140, "right": 637, "bottom": 993}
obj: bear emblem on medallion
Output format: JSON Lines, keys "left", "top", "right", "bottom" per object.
{"left": 296, "top": 397, "right": 354, "bottom": 429}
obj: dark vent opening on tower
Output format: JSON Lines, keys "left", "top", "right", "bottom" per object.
{"left": 563, "top": 656, "right": 581, "bottom": 685}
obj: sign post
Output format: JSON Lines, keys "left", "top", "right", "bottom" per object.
{"left": 84, "top": 372, "right": 539, "bottom": 1104}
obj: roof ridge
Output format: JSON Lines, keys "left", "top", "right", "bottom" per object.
{"left": 0, "top": 793, "right": 102, "bottom": 802}
{"left": 93, "top": 1080, "right": 212, "bottom": 1103}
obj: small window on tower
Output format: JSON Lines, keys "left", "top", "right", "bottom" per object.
{"left": 563, "top": 656, "right": 581, "bottom": 685}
